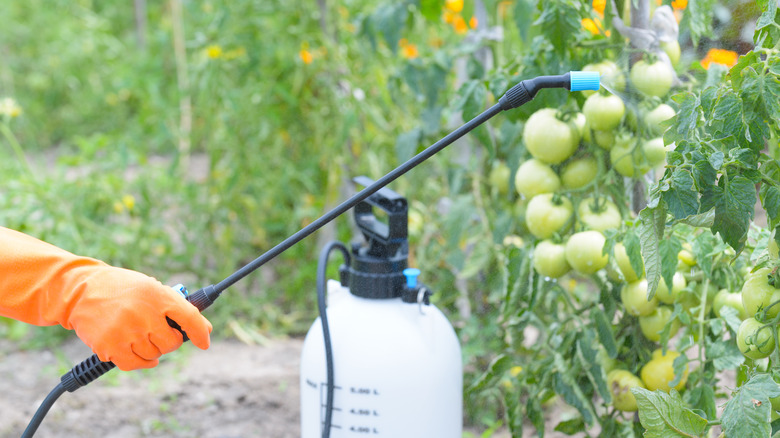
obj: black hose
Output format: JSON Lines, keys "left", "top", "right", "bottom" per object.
{"left": 21, "top": 383, "right": 67, "bottom": 438}
{"left": 317, "top": 241, "right": 350, "bottom": 438}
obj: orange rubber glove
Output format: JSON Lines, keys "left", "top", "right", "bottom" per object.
{"left": 0, "top": 227, "right": 212, "bottom": 371}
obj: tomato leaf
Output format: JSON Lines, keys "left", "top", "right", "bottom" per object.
{"left": 659, "top": 238, "right": 682, "bottom": 296}
{"left": 467, "top": 353, "right": 512, "bottom": 393}
{"left": 718, "top": 304, "right": 744, "bottom": 334}
{"left": 632, "top": 388, "right": 708, "bottom": 437}
{"left": 395, "top": 127, "right": 422, "bottom": 162}
{"left": 663, "top": 169, "right": 699, "bottom": 220}
{"left": 711, "top": 175, "right": 756, "bottom": 253}
{"left": 533, "top": 0, "right": 580, "bottom": 57}
{"left": 667, "top": 92, "right": 701, "bottom": 146}
{"left": 513, "top": 0, "right": 536, "bottom": 42}
{"left": 760, "top": 184, "right": 780, "bottom": 229}
{"left": 552, "top": 366, "right": 595, "bottom": 426}
{"left": 577, "top": 331, "right": 611, "bottom": 404}
{"left": 639, "top": 206, "right": 667, "bottom": 300}
{"left": 687, "top": 385, "right": 717, "bottom": 421}
{"left": 592, "top": 307, "right": 617, "bottom": 359}
{"left": 624, "top": 230, "right": 644, "bottom": 283}
{"left": 705, "top": 338, "right": 745, "bottom": 372}
{"left": 722, "top": 374, "right": 780, "bottom": 438}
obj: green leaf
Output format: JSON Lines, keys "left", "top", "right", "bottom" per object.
{"left": 663, "top": 169, "right": 699, "bottom": 220}
{"left": 632, "top": 388, "right": 708, "bottom": 437}
{"left": 659, "top": 238, "right": 682, "bottom": 297}
{"left": 395, "top": 127, "right": 422, "bottom": 162}
{"left": 624, "top": 231, "right": 644, "bottom": 283}
{"left": 706, "top": 338, "right": 745, "bottom": 371}
{"left": 679, "top": 210, "right": 715, "bottom": 228}
{"left": 722, "top": 374, "right": 780, "bottom": 438}
{"left": 552, "top": 370, "right": 595, "bottom": 426}
{"left": 592, "top": 307, "right": 617, "bottom": 359}
{"left": 513, "top": 0, "right": 536, "bottom": 42}
{"left": 467, "top": 354, "right": 512, "bottom": 393}
{"left": 534, "top": 0, "right": 580, "bottom": 57}
{"left": 555, "top": 417, "right": 585, "bottom": 435}
{"left": 670, "top": 92, "right": 701, "bottom": 142}
{"left": 760, "top": 184, "right": 780, "bottom": 229}
{"left": 719, "top": 305, "right": 744, "bottom": 334}
{"left": 577, "top": 332, "right": 611, "bottom": 405}
{"left": 639, "top": 206, "right": 667, "bottom": 300}
{"left": 712, "top": 175, "right": 756, "bottom": 253}
{"left": 687, "top": 385, "right": 717, "bottom": 420}
{"left": 419, "top": 0, "right": 442, "bottom": 22}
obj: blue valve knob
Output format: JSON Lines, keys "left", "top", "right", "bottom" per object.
{"left": 403, "top": 268, "right": 421, "bottom": 288}
{"left": 570, "top": 71, "right": 600, "bottom": 92}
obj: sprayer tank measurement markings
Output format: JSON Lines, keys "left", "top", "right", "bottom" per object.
{"left": 318, "top": 382, "right": 382, "bottom": 435}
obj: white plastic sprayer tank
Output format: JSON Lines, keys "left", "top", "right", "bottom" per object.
{"left": 300, "top": 279, "right": 462, "bottom": 437}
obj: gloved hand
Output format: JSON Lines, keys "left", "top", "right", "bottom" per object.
{"left": 0, "top": 227, "right": 212, "bottom": 371}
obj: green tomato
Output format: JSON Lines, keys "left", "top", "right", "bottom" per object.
{"left": 770, "top": 232, "right": 779, "bottom": 259}
{"left": 656, "top": 272, "right": 687, "bottom": 304}
{"left": 592, "top": 129, "right": 615, "bottom": 150}
{"left": 525, "top": 194, "right": 574, "bottom": 239}
{"left": 660, "top": 40, "right": 681, "bottom": 67}
{"left": 565, "top": 230, "right": 609, "bottom": 275}
{"left": 614, "top": 242, "right": 643, "bottom": 282}
{"left": 639, "top": 306, "right": 679, "bottom": 342}
{"left": 583, "top": 93, "right": 625, "bottom": 131}
{"left": 630, "top": 60, "right": 674, "bottom": 97}
{"left": 713, "top": 289, "right": 749, "bottom": 320}
{"left": 640, "top": 350, "right": 688, "bottom": 392}
{"left": 561, "top": 156, "right": 598, "bottom": 189}
{"left": 607, "top": 369, "right": 645, "bottom": 412}
{"left": 736, "top": 317, "right": 776, "bottom": 360}
{"left": 488, "top": 161, "right": 511, "bottom": 195}
{"left": 523, "top": 108, "right": 581, "bottom": 164}
{"left": 742, "top": 267, "right": 780, "bottom": 319}
{"left": 533, "top": 240, "right": 571, "bottom": 279}
{"left": 643, "top": 104, "right": 676, "bottom": 137}
{"left": 582, "top": 60, "right": 626, "bottom": 97}
{"left": 621, "top": 279, "right": 659, "bottom": 316}
{"left": 577, "top": 197, "right": 622, "bottom": 232}
{"left": 642, "top": 137, "right": 669, "bottom": 167}
{"left": 514, "top": 158, "right": 560, "bottom": 199}
{"left": 610, "top": 139, "right": 650, "bottom": 178}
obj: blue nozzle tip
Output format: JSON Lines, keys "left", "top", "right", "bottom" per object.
{"left": 570, "top": 71, "right": 600, "bottom": 92}
{"left": 403, "top": 268, "right": 421, "bottom": 288}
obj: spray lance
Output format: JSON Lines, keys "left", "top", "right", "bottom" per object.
{"left": 20, "top": 71, "right": 599, "bottom": 438}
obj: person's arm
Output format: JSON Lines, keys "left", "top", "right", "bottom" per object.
{"left": 0, "top": 227, "right": 211, "bottom": 371}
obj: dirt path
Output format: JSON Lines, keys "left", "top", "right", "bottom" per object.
{"left": 3, "top": 337, "right": 303, "bottom": 438}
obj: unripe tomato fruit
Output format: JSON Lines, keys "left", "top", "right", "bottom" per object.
{"left": 640, "top": 349, "right": 688, "bottom": 392}
{"left": 642, "top": 137, "right": 669, "bottom": 167}
{"left": 610, "top": 141, "right": 650, "bottom": 178}
{"left": 561, "top": 156, "right": 598, "bottom": 189}
{"left": 661, "top": 40, "right": 681, "bottom": 67}
{"left": 655, "top": 272, "right": 687, "bottom": 304}
{"left": 639, "top": 306, "right": 679, "bottom": 342}
{"left": 583, "top": 93, "right": 625, "bottom": 131}
{"left": 607, "top": 369, "right": 645, "bottom": 412}
{"left": 741, "top": 267, "right": 780, "bottom": 319}
{"left": 593, "top": 129, "right": 615, "bottom": 150}
{"left": 614, "top": 242, "right": 643, "bottom": 282}
{"left": 713, "top": 289, "right": 749, "bottom": 320}
{"left": 577, "top": 197, "right": 622, "bottom": 232}
{"left": 533, "top": 240, "right": 571, "bottom": 279}
{"left": 525, "top": 194, "right": 574, "bottom": 239}
{"left": 488, "top": 161, "right": 511, "bottom": 195}
{"left": 621, "top": 279, "right": 659, "bottom": 316}
{"left": 523, "top": 109, "right": 581, "bottom": 164}
{"left": 736, "top": 317, "right": 776, "bottom": 360}
{"left": 630, "top": 60, "right": 674, "bottom": 97}
{"left": 582, "top": 60, "right": 626, "bottom": 97}
{"left": 514, "top": 158, "right": 560, "bottom": 199}
{"left": 643, "top": 104, "right": 676, "bottom": 136}
{"left": 565, "top": 230, "right": 609, "bottom": 275}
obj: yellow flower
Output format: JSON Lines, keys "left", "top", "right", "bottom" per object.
{"left": 402, "top": 43, "right": 419, "bottom": 59}
{"left": 0, "top": 97, "right": 22, "bottom": 118}
{"left": 445, "top": 0, "right": 463, "bottom": 14}
{"left": 671, "top": 0, "right": 687, "bottom": 10}
{"left": 592, "top": 0, "right": 607, "bottom": 15}
{"left": 469, "top": 16, "right": 478, "bottom": 29}
{"left": 205, "top": 44, "right": 223, "bottom": 59}
{"left": 510, "top": 366, "right": 523, "bottom": 377}
{"left": 223, "top": 47, "right": 247, "bottom": 60}
{"left": 453, "top": 15, "right": 468, "bottom": 34}
{"left": 299, "top": 49, "right": 314, "bottom": 64}
{"left": 122, "top": 194, "right": 136, "bottom": 211}
{"left": 113, "top": 201, "right": 124, "bottom": 214}
{"left": 582, "top": 17, "right": 611, "bottom": 36}
{"left": 442, "top": 10, "right": 456, "bottom": 24}
{"left": 701, "top": 48, "right": 738, "bottom": 69}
